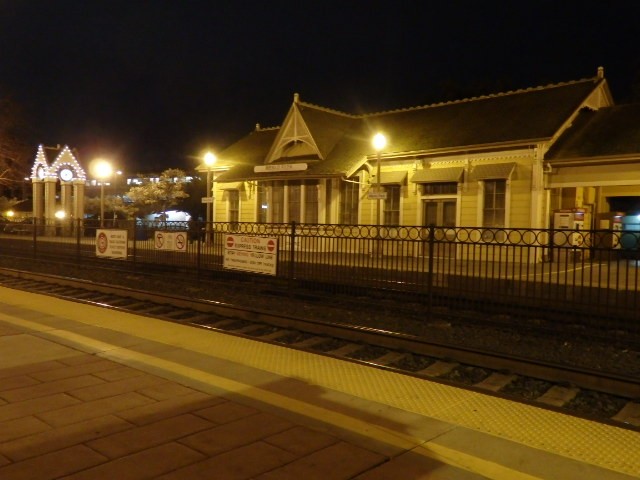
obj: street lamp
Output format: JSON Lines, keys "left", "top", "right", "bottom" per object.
{"left": 94, "top": 160, "right": 113, "bottom": 228}
{"left": 204, "top": 151, "right": 217, "bottom": 242}
{"left": 372, "top": 133, "right": 387, "bottom": 226}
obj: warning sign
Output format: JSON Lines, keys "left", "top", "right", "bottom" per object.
{"left": 96, "top": 229, "right": 128, "bottom": 259}
{"left": 154, "top": 231, "right": 188, "bottom": 252}
{"left": 223, "top": 235, "right": 278, "bottom": 275}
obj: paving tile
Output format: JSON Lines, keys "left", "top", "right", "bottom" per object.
{"left": 264, "top": 425, "right": 339, "bottom": 456}
{"left": 157, "top": 441, "right": 295, "bottom": 480}
{"left": 1, "top": 375, "right": 105, "bottom": 402}
{"left": 180, "top": 412, "right": 294, "bottom": 456}
{"left": 29, "top": 359, "right": 123, "bottom": 382}
{"left": 137, "top": 380, "right": 202, "bottom": 400}
{"left": 193, "top": 400, "right": 260, "bottom": 424}
{"left": 116, "top": 391, "right": 222, "bottom": 426}
{"left": 92, "top": 366, "right": 147, "bottom": 382}
{"left": 58, "top": 354, "right": 107, "bottom": 366}
{"left": 37, "top": 392, "right": 155, "bottom": 427}
{"left": 0, "top": 393, "right": 80, "bottom": 422}
{"left": 0, "top": 444, "right": 107, "bottom": 480}
{"left": 62, "top": 442, "right": 205, "bottom": 480}
{"left": 68, "top": 374, "right": 166, "bottom": 401}
{"left": 353, "top": 449, "right": 486, "bottom": 480}
{"left": 0, "top": 415, "right": 50, "bottom": 443}
{"left": 255, "top": 441, "right": 386, "bottom": 480}
{"left": 0, "top": 360, "right": 66, "bottom": 380}
{"left": 0, "top": 375, "right": 40, "bottom": 394}
{"left": 0, "top": 414, "right": 133, "bottom": 462}
{"left": 87, "top": 413, "right": 214, "bottom": 458}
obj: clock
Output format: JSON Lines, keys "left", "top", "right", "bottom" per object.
{"left": 36, "top": 166, "right": 45, "bottom": 179}
{"left": 59, "top": 168, "right": 73, "bottom": 181}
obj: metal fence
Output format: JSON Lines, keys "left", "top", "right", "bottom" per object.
{"left": 1, "top": 218, "right": 639, "bottom": 333}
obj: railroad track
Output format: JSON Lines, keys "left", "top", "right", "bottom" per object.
{"left": 0, "top": 266, "right": 638, "bottom": 431}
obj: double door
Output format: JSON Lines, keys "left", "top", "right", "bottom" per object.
{"left": 422, "top": 199, "right": 457, "bottom": 256}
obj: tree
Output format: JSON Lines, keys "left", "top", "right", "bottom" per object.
{"left": 124, "top": 168, "right": 190, "bottom": 217}
{"left": 0, "top": 93, "right": 32, "bottom": 196}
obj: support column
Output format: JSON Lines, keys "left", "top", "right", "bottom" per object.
{"left": 73, "top": 181, "right": 85, "bottom": 222}
{"left": 44, "top": 177, "right": 58, "bottom": 235}
{"left": 32, "top": 180, "right": 44, "bottom": 220}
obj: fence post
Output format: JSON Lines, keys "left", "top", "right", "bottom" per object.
{"left": 196, "top": 223, "right": 202, "bottom": 277}
{"left": 132, "top": 220, "right": 137, "bottom": 265}
{"left": 32, "top": 218, "right": 38, "bottom": 258}
{"left": 289, "top": 221, "right": 296, "bottom": 290}
{"left": 76, "top": 219, "right": 82, "bottom": 263}
{"left": 427, "top": 224, "right": 435, "bottom": 315}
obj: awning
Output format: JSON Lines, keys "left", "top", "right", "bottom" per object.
{"left": 547, "top": 163, "right": 640, "bottom": 187}
{"left": 219, "top": 182, "right": 243, "bottom": 190}
{"left": 411, "top": 167, "right": 464, "bottom": 183}
{"left": 470, "top": 163, "right": 516, "bottom": 181}
{"left": 372, "top": 171, "right": 407, "bottom": 185}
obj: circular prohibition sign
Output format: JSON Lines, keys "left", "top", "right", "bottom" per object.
{"left": 97, "top": 232, "right": 108, "bottom": 254}
{"left": 175, "top": 233, "right": 186, "bottom": 250}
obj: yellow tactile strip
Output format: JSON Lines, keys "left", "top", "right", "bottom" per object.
{"left": 1, "top": 286, "right": 639, "bottom": 477}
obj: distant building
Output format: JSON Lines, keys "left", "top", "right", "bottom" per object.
{"left": 198, "top": 67, "right": 640, "bottom": 231}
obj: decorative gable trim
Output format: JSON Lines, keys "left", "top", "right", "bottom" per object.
{"left": 50, "top": 145, "right": 87, "bottom": 180}
{"left": 265, "top": 99, "right": 323, "bottom": 164}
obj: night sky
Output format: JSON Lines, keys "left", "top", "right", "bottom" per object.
{"left": 1, "top": 1, "right": 639, "bottom": 173}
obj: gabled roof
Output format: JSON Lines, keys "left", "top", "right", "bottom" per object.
{"left": 546, "top": 104, "right": 640, "bottom": 163}
{"left": 215, "top": 73, "right": 608, "bottom": 182}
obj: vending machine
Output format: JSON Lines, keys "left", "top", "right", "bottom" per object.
{"left": 553, "top": 208, "right": 589, "bottom": 247}
{"left": 595, "top": 212, "right": 623, "bottom": 249}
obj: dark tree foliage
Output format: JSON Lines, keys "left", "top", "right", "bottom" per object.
{"left": 0, "top": 93, "right": 32, "bottom": 197}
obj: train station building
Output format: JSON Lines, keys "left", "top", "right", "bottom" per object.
{"left": 200, "top": 67, "right": 640, "bottom": 231}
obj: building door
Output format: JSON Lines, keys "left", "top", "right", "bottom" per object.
{"left": 422, "top": 199, "right": 457, "bottom": 257}
{"left": 423, "top": 199, "right": 456, "bottom": 227}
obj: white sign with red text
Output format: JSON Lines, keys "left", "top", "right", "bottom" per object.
{"left": 223, "top": 235, "right": 278, "bottom": 275}
{"left": 96, "top": 229, "right": 128, "bottom": 260}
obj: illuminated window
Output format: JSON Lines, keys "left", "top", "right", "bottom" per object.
{"left": 339, "top": 179, "right": 359, "bottom": 224}
{"left": 483, "top": 180, "right": 506, "bottom": 227}
{"left": 383, "top": 185, "right": 401, "bottom": 225}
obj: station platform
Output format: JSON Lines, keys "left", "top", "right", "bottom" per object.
{"left": 0, "top": 286, "right": 638, "bottom": 479}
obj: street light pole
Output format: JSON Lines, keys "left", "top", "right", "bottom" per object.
{"left": 93, "top": 160, "right": 113, "bottom": 229}
{"left": 204, "top": 152, "right": 217, "bottom": 243}
{"left": 100, "top": 183, "right": 105, "bottom": 228}
{"left": 372, "top": 133, "right": 387, "bottom": 226}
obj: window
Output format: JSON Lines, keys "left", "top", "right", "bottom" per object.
{"left": 288, "top": 181, "right": 301, "bottom": 222}
{"left": 339, "top": 179, "right": 359, "bottom": 224}
{"left": 271, "top": 181, "right": 284, "bottom": 223}
{"left": 482, "top": 179, "right": 506, "bottom": 227}
{"left": 228, "top": 190, "right": 239, "bottom": 226}
{"left": 257, "top": 180, "right": 320, "bottom": 223}
{"left": 257, "top": 183, "right": 268, "bottom": 223}
{"left": 304, "top": 180, "right": 319, "bottom": 224}
{"left": 422, "top": 182, "right": 457, "bottom": 195}
{"left": 383, "top": 185, "right": 401, "bottom": 225}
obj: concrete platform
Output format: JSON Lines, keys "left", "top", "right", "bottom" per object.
{"left": 0, "top": 285, "right": 638, "bottom": 479}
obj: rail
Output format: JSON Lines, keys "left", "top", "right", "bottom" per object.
{"left": 1, "top": 218, "right": 639, "bottom": 336}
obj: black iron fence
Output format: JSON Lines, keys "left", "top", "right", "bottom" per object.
{"left": 1, "top": 218, "right": 639, "bottom": 333}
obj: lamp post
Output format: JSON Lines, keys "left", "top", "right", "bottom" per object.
{"left": 204, "top": 152, "right": 217, "bottom": 242}
{"left": 94, "top": 160, "right": 113, "bottom": 228}
{"left": 372, "top": 133, "right": 387, "bottom": 226}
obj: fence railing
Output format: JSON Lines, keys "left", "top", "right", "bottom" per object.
{"left": 1, "top": 218, "right": 639, "bottom": 333}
